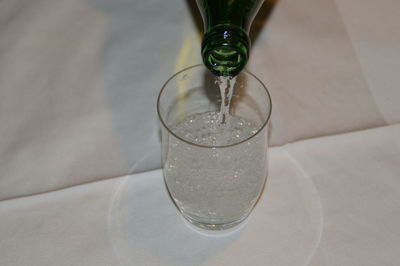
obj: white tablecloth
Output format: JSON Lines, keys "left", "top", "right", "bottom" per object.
{"left": 1, "top": 125, "right": 399, "bottom": 265}
{"left": 0, "top": 0, "right": 399, "bottom": 265}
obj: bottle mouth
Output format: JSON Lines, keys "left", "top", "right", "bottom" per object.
{"left": 204, "top": 45, "right": 246, "bottom": 77}
{"left": 202, "top": 27, "right": 250, "bottom": 76}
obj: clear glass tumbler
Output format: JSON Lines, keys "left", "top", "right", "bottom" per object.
{"left": 157, "top": 65, "right": 272, "bottom": 230}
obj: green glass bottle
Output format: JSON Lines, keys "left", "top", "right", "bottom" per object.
{"left": 196, "top": 0, "right": 264, "bottom": 77}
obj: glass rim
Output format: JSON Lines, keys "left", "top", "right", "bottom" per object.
{"left": 157, "top": 64, "right": 272, "bottom": 149}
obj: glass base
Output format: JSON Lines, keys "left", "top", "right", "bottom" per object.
{"left": 181, "top": 212, "right": 250, "bottom": 231}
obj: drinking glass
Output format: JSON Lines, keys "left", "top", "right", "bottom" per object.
{"left": 157, "top": 65, "right": 272, "bottom": 230}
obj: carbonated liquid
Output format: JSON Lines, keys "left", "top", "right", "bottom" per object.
{"left": 164, "top": 111, "right": 267, "bottom": 227}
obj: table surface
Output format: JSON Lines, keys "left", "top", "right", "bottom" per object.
{"left": 1, "top": 0, "right": 399, "bottom": 265}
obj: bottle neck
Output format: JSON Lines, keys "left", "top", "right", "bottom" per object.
{"left": 201, "top": 25, "right": 250, "bottom": 77}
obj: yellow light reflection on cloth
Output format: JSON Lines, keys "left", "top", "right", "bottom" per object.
{"left": 174, "top": 31, "right": 201, "bottom": 120}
